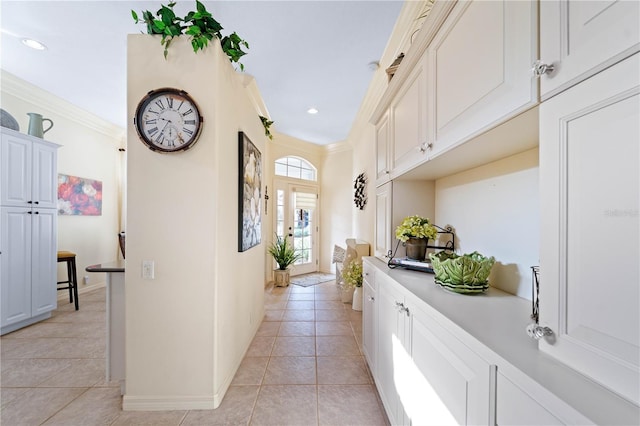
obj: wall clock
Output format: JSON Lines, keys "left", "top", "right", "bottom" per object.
{"left": 134, "top": 88, "right": 203, "bottom": 153}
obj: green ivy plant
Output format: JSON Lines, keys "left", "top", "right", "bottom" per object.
{"left": 260, "top": 115, "right": 274, "bottom": 140}
{"left": 131, "top": 1, "right": 249, "bottom": 70}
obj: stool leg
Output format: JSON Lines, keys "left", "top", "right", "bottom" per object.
{"left": 66, "top": 260, "right": 73, "bottom": 303}
{"left": 71, "top": 258, "right": 79, "bottom": 310}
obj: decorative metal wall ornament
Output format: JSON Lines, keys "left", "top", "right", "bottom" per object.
{"left": 353, "top": 173, "right": 367, "bottom": 210}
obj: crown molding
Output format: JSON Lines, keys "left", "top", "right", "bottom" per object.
{"left": 1, "top": 69, "right": 125, "bottom": 140}
{"left": 323, "top": 140, "right": 352, "bottom": 156}
{"left": 345, "top": 0, "right": 429, "bottom": 145}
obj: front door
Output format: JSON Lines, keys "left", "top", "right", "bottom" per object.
{"left": 274, "top": 181, "right": 318, "bottom": 276}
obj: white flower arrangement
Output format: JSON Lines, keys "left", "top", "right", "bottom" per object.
{"left": 395, "top": 215, "right": 438, "bottom": 242}
{"left": 342, "top": 261, "right": 363, "bottom": 288}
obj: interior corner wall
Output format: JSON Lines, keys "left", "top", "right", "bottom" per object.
{"left": 319, "top": 145, "right": 353, "bottom": 272}
{"left": 351, "top": 125, "right": 376, "bottom": 251}
{"left": 125, "top": 35, "right": 265, "bottom": 411}
{"left": 1, "top": 71, "right": 123, "bottom": 294}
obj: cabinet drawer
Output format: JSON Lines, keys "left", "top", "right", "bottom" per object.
{"left": 497, "top": 373, "right": 563, "bottom": 425}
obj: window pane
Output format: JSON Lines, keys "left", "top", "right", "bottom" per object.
{"left": 301, "top": 168, "right": 315, "bottom": 181}
{"left": 276, "top": 222, "right": 284, "bottom": 237}
{"left": 288, "top": 167, "right": 302, "bottom": 179}
{"left": 275, "top": 163, "right": 287, "bottom": 176}
{"left": 277, "top": 206, "right": 284, "bottom": 221}
{"left": 288, "top": 157, "right": 302, "bottom": 168}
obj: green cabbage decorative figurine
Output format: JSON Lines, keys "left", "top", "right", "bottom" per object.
{"left": 429, "top": 251, "right": 495, "bottom": 294}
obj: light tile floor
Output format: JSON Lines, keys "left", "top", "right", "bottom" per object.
{"left": 1, "top": 281, "right": 389, "bottom": 425}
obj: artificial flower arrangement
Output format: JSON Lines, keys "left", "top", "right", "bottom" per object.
{"left": 342, "top": 261, "right": 363, "bottom": 288}
{"left": 395, "top": 215, "right": 438, "bottom": 242}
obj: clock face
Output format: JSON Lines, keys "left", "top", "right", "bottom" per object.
{"left": 134, "top": 88, "right": 203, "bottom": 153}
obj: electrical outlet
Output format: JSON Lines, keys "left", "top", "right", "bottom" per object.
{"left": 83, "top": 275, "right": 89, "bottom": 285}
{"left": 142, "top": 260, "right": 155, "bottom": 279}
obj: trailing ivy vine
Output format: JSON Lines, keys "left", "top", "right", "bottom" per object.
{"left": 132, "top": 1, "right": 249, "bottom": 70}
{"left": 260, "top": 115, "right": 274, "bottom": 140}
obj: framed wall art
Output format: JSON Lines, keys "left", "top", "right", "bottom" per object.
{"left": 238, "top": 132, "right": 262, "bottom": 252}
{"left": 58, "top": 174, "right": 103, "bottom": 216}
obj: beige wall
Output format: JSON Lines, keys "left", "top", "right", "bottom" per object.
{"left": 320, "top": 144, "right": 354, "bottom": 272}
{"left": 125, "top": 35, "right": 266, "bottom": 410}
{"left": 1, "top": 70, "right": 124, "bottom": 294}
{"left": 436, "top": 149, "right": 539, "bottom": 299}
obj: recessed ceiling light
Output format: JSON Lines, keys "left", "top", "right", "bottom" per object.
{"left": 307, "top": 108, "right": 319, "bottom": 115}
{"left": 21, "top": 38, "right": 47, "bottom": 50}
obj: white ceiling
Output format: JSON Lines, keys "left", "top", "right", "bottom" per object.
{"left": 1, "top": 1, "right": 404, "bottom": 145}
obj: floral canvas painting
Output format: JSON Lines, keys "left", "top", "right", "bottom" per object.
{"left": 58, "top": 174, "right": 102, "bottom": 216}
{"left": 238, "top": 132, "right": 262, "bottom": 252}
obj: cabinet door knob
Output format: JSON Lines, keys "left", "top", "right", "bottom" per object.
{"left": 368, "top": 296, "right": 375, "bottom": 302}
{"left": 532, "top": 60, "right": 555, "bottom": 76}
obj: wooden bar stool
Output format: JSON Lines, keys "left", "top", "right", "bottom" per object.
{"left": 57, "top": 251, "right": 79, "bottom": 310}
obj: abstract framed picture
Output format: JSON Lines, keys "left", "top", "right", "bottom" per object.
{"left": 57, "top": 174, "right": 103, "bottom": 216}
{"left": 238, "top": 132, "right": 262, "bottom": 252}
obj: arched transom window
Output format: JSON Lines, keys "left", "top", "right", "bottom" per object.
{"left": 275, "top": 156, "right": 316, "bottom": 181}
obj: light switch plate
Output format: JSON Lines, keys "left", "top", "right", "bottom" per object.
{"left": 142, "top": 260, "right": 155, "bottom": 279}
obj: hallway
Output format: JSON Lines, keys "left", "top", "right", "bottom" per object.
{"left": 1, "top": 281, "right": 389, "bottom": 425}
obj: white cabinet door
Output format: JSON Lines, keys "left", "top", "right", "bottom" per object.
{"left": 362, "top": 262, "right": 376, "bottom": 372}
{"left": 376, "top": 275, "right": 409, "bottom": 425}
{"left": 428, "top": 0, "right": 538, "bottom": 157}
{"left": 1, "top": 129, "right": 58, "bottom": 209}
{"left": 539, "top": 53, "right": 639, "bottom": 405}
{"left": 1, "top": 131, "right": 32, "bottom": 207}
{"left": 375, "top": 182, "right": 392, "bottom": 259}
{"left": 408, "top": 299, "right": 491, "bottom": 425}
{"left": 390, "top": 54, "right": 429, "bottom": 177}
{"left": 496, "top": 373, "right": 563, "bottom": 426}
{"left": 375, "top": 113, "right": 391, "bottom": 186}
{"left": 31, "top": 208, "right": 57, "bottom": 316}
{"left": 1, "top": 207, "right": 32, "bottom": 327}
{"left": 540, "top": 0, "right": 640, "bottom": 100}
{"left": 32, "top": 142, "right": 58, "bottom": 209}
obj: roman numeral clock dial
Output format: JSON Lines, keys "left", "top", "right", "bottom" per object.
{"left": 134, "top": 88, "right": 203, "bottom": 153}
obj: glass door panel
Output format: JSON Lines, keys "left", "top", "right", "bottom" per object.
{"left": 273, "top": 180, "right": 318, "bottom": 276}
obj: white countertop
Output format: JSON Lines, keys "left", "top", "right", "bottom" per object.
{"left": 366, "top": 257, "right": 639, "bottom": 425}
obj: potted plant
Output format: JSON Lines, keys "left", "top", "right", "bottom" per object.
{"left": 267, "top": 234, "right": 301, "bottom": 286}
{"left": 395, "top": 215, "right": 438, "bottom": 260}
{"left": 342, "top": 261, "right": 363, "bottom": 311}
{"left": 131, "top": 1, "right": 249, "bottom": 69}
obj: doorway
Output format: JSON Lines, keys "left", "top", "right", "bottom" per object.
{"left": 274, "top": 180, "right": 318, "bottom": 276}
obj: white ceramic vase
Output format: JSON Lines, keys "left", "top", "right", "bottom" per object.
{"left": 352, "top": 286, "right": 363, "bottom": 311}
{"left": 341, "top": 285, "right": 354, "bottom": 303}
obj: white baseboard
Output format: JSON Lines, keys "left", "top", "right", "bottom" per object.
{"left": 122, "top": 395, "right": 217, "bottom": 411}
{"left": 57, "top": 282, "right": 106, "bottom": 302}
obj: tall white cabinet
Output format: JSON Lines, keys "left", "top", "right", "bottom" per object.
{"left": 1, "top": 128, "right": 59, "bottom": 335}
{"left": 539, "top": 53, "right": 640, "bottom": 405}
{"left": 368, "top": 0, "right": 640, "bottom": 422}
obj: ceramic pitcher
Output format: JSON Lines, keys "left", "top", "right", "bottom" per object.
{"left": 27, "top": 113, "right": 53, "bottom": 138}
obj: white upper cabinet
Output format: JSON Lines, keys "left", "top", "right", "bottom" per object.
{"left": 390, "top": 53, "right": 429, "bottom": 177}
{"left": 427, "top": 0, "right": 538, "bottom": 158}
{"left": 539, "top": 53, "right": 639, "bottom": 405}
{"left": 539, "top": 0, "right": 640, "bottom": 100}
{"left": 1, "top": 129, "right": 58, "bottom": 209}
